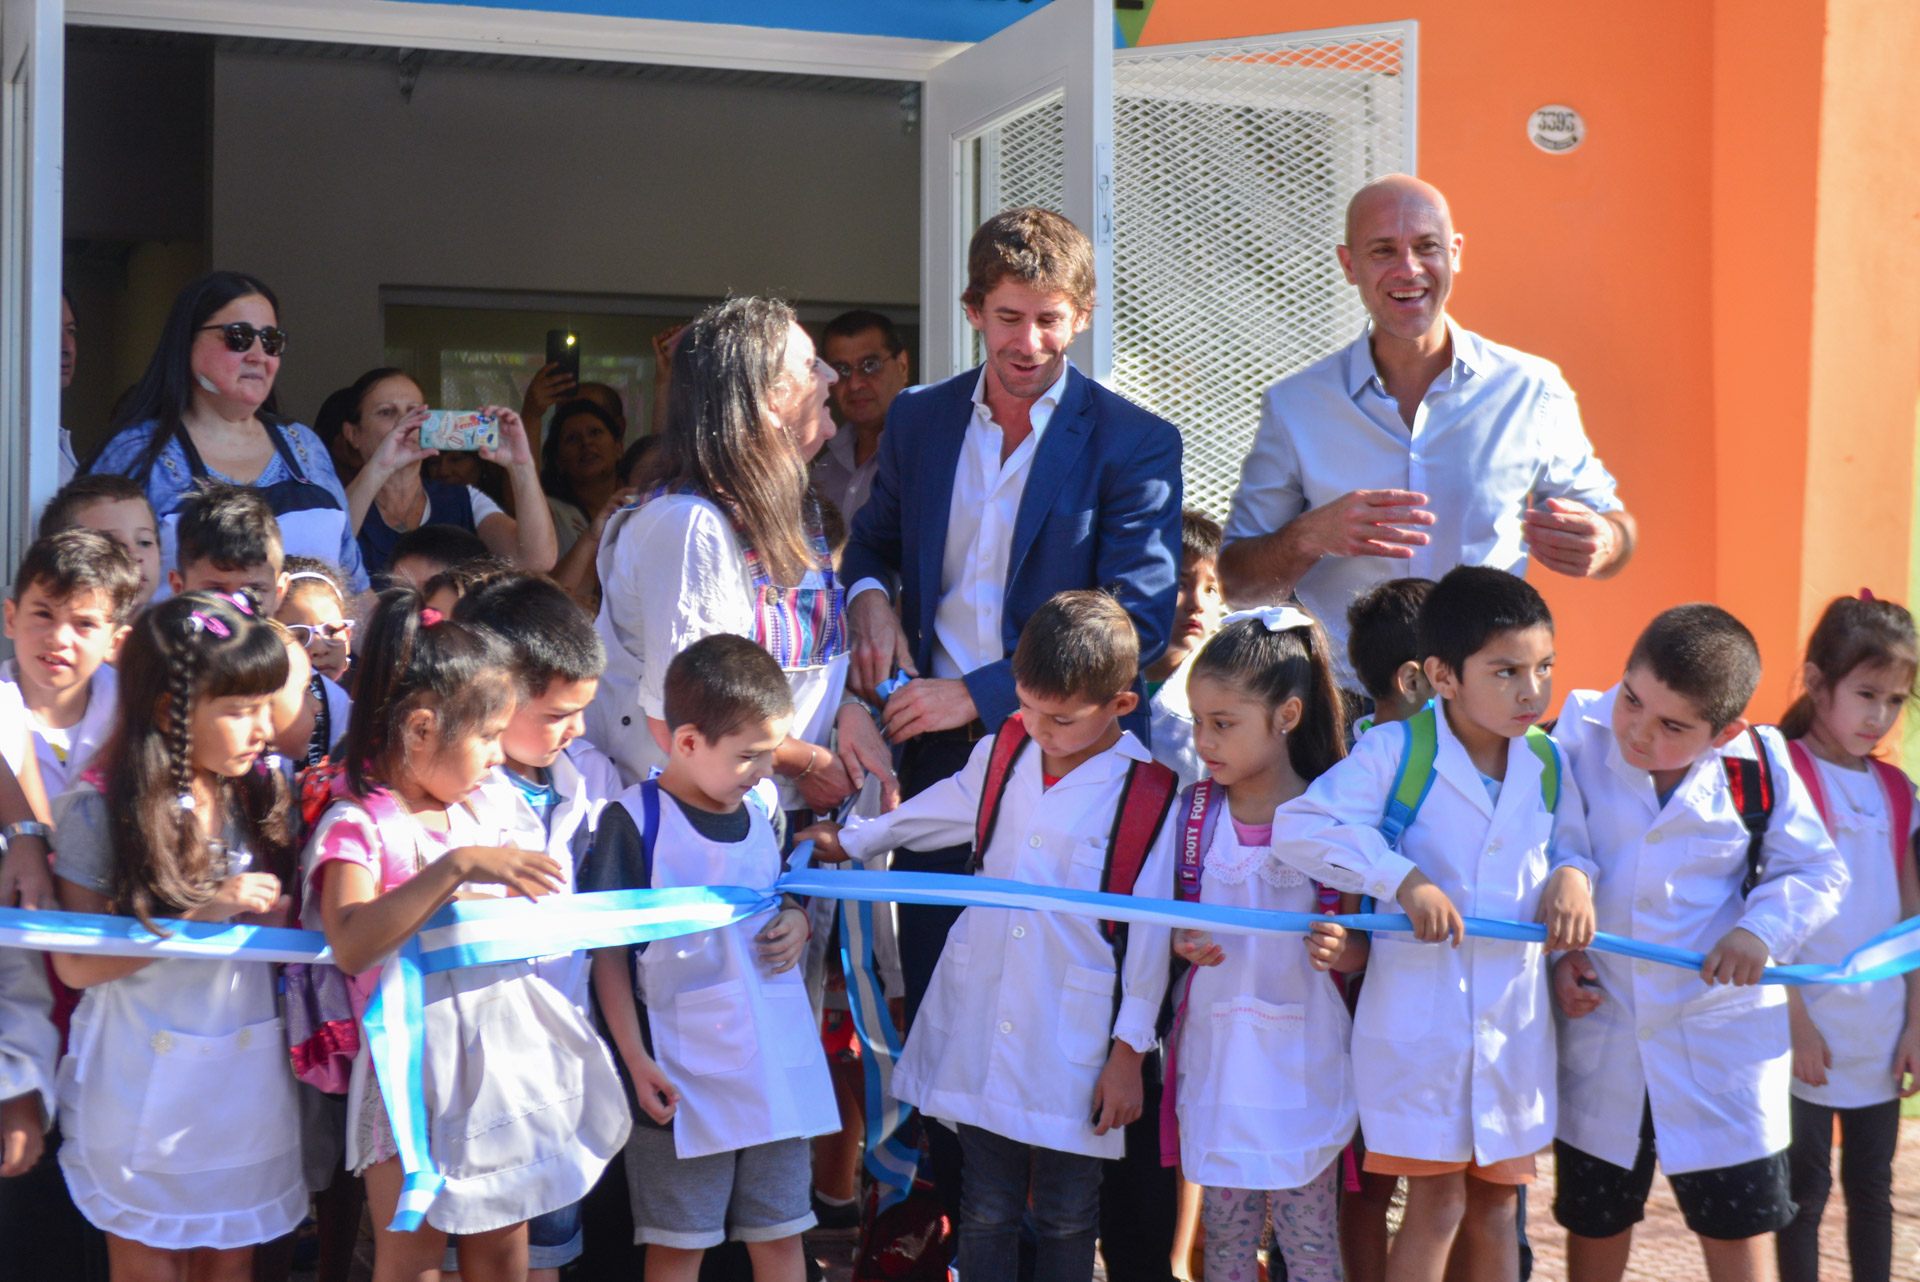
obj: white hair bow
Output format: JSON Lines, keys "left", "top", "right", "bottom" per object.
{"left": 1221, "top": 604, "right": 1316, "bottom": 633}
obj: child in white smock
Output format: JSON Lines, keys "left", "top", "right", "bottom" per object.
{"left": 49, "top": 591, "right": 306, "bottom": 1273}
{"left": 1163, "top": 607, "right": 1360, "bottom": 1282}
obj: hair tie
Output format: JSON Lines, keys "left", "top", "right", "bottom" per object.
{"left": 1860, "top": 588, "right": 1877, "bottom": 601}
{"left": 185, "top": 611, "right": 232, "bottom": 639}
{"left": 420, "top": 607, "right": 443, "bottom": 627}
{"left": 1221, "top": 604, "right": 1316, "bottom": 633}
{"left": 176, "top": 792, "right": 196, "bottom": 812}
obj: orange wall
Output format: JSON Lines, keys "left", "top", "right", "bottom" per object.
{"left": 1138, "top": 0, "right": 1920, "bottom": 720}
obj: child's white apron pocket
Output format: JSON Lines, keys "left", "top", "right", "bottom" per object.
{"left": 1058, "top": 964, "right": 1117, "bottom": 1067}
{"left": 671, "top": 980, "right": 757, "bottom": 1076}
{"left": 131, "top": 1017, "right": 297, "bottom": 1174}
{"left": 1212, "top": 998, "right": 1307, "bottom": 1110}
{"left": 1682, "top": 989, "right": 1786, "bottom": 1095}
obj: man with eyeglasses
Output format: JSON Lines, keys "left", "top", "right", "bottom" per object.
{"left": 813, "top": 310, "right": 911, "bottom": 524}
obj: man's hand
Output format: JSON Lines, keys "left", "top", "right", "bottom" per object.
{"left": 881, "top": 678, "right": 978, "bottom": 744}
{"left": 847, "top": 590, "right": 916, "bottom": 700}
{"left": 1173, "top": 929, "right": 1224, "bottom": 968}
{"left": 1091, "top": 1041, "right": 1145, "bottom": 1135}
{"left": 0, "top": 1092, "right": 42, "bottom": 1178}
{"left": 1295, "top": 489, "right": 1435, "bottom": 561}
{"left": 1553, "top": 950, "right": 1603, "bottom": 1018}
{"left": 627, "top": 1053, "right": 681, "bottom": 1126}
{"left": 1788, "top": 995, "right": 1831, "bottom": 1087}
{"left": 1523, "top": 497, "right": 1624, "bottom": 578}
{"left": 1701, "top": 926, "right": 1770, "bottom": 986}
{"left": 1537, "top": 866, "right": 1597, "bottom": 952}
{"left": 756, "top": 905, "right": 810, "bottom": 974}
{"left": 1395, "top": 868, "right": 1463, "bottom": 946}
{"left": 836, "top": 703, "right": 902, "bottom": 812}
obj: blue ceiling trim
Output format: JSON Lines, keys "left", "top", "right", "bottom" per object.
{"left": 399, "top": 0, "right": 1059, "bottom": 44}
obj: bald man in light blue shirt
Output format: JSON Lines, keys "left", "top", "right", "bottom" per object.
{"left": 1220, "top": 175, "right": 1636, "bottom": 686}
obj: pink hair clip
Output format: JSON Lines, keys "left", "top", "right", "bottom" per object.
{"left": 186, "top": 611, "right": 232, "bottom": 639}
{"left": 420, "top": 607, "right": 444, "bottom": 627}
{"left": 227, "top": 592, "right": 254, "bottom": 616}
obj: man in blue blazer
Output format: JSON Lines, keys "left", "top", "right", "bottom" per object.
{"left": 838, "top": 207, "right": 1182, "bottom": 1264}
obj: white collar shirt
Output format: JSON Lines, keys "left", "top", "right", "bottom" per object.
{"left": 1224, "top": 319, "right": 1622, "bottom": 686}
{"left": 840, "top": 728, "right": 1178, "bottom": 1159}
{"left": 1549, "top": 686, "right": 1847, "bottom": 1173}
{"left": 929, "top": 365, "right": 1072, "bottom": 680}
{"left": 0, "top": 660, "right": 118, "bottom": 797}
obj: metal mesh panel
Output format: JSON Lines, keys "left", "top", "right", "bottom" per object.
{"left": 1111, "top": 29, "right": 1411, "bottom": 519}
{"left": 965, "top": 92, "right": 1066, "bottom": 367}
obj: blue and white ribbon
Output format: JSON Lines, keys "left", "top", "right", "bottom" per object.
{"left": 837, "top": 888, "right": 916, "bottom": 1213}
{"left": 361, "top": 939, "right": 442, "bottom": 1230}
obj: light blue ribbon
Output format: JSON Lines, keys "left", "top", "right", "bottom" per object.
{"left": 10, "top": 865, "right": 1920, "bottom": 1233}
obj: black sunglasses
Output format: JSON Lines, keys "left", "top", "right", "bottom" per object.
{"left": 199, "top": 322, "right": 289, "bottom": 357}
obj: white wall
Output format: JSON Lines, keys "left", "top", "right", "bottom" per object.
{"left": 211, "top": 51, "right": 921, "bottom": 420}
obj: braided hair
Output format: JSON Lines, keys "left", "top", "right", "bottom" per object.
{"left": 103, "top": 590, "right": 295, "bottom": 931}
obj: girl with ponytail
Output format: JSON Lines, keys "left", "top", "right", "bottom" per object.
{"left": 1163, "top": 605, "right": 1359, "bottom": 1282}
{"left": 48, "top": 589, "right": 307, "bottom": 1277}
{"left": 301, "top": 586, "right": 628, "bottom": 1282}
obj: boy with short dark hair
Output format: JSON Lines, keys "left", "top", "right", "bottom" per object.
{"left": 1346, "top": 576, "right": 1437, "bottom": 731}
{"left": 450, "top": 571, "right": 623, "bottom": 1282}
{"left": 38, "top": 473, "right": 163, "bottom": 610}
{"left": 170, "top": 481, "right": 288, "bottom": 612}
{"left": 1273, "top": 565, "right": 1597, "bottom": 1282}
{"left": 1145, "top": 508, "right": 1226, "bottom": 788}
{"left": 805, "top": 589, "right": 1180, "bottom": 1282}
{"left": 1550, "top": 605, "right": 1846, "bottom": 1282}
{"left": 2, "top": 530, "right": 140, "bottom": 794}
{"left": 587, "top": 634, "right": 836, "bottom": 1282}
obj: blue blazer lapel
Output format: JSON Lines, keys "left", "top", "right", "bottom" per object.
{"left": 1006, "top": 368, "right": 1095, "bottom": 587}
{"left": 914, "top": 375, "right": 975, "bottom": 658}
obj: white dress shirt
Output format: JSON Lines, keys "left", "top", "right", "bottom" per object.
{"left": 1224, "top": 320, "right": 1622, "bottom": 686}
{"left": 842, "top": 728, "right": 1177, "bottom": 1159}
{"left": 1551, "top": 687, "right": 1847, "bottom": 1174}
{"left": 850, "top": 365, "right": 1071, "bottom": 680}
{"left": 0, "top": 660, "right": 118, "bottom": 798}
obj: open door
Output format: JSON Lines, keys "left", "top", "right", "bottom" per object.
{"left": 0, "top": 0, "right": 61, "bottom": 578}
{"left": 921, "top": 0, "right": 1113, "bottom": 383}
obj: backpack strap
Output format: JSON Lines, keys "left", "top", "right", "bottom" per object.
{"left": 1784, "top": 740, "right": 1833, "bottom": 834}
{"left": 1176, "top": 779, "right": 1224, "bottom": 904}
{"left": 1724, "top": 729, "right": 1776, "bottom": 898}
{"left": 1380, "top": 706, "right": 1439, "bottom": 850}
{"left": 1098, "top": 759, "right": 1181, "bottom": 940}
{"left": 1523, "top": 727, "right": 1561, "bottom": 813}
{"left": 1868, "top": 759, "right": 1915, "bottom": 874}
{"left": 970, "top": 715, "right": 1032, "bottom": 874}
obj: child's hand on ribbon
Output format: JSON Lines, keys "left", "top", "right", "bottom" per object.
{"left": 1700, "top": 926, "right": 1769, "bottom": 986}
{"left": 192, "top": 872, "right": 283, "bottom": 923}
{"left": 1395, "top": 868, "right": 1464, "bottom": 946}
{"left": 455, "top": 846, "right": 563, "bottom": 900}
{"left": 794, "top": 821, "right": 850, "bottom": 865}
{"left": 1173, "top": 929, "right": 1224, "bottom": 967}
{"left": 1537, "top": 866, "right": 1597, "bottom": 952}
{"left": 756, "top": 902, "right": 810, "bottom": 974}
{"left": 1553, "top": 951, "right": 1603, "bottom": 1018}
{"left": 1303, "top": 921, "right": 1348, "bottom": 972}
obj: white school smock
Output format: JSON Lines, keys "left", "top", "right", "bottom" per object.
{"left": 1270, "top": 703, "right": 1595, "bottom": 1166}
{"left": 1172, "top": 815, "right": 1355, "bottom": 1191}
{"left": 841, "top": 730, "right": 1178, "bottom": 1160}
{"left": 1550, "top": 686, "right": 1847, "bottom": 1174}
{"left": 1792, "top": 756, "right": 1918, "bottom": 1107}
{"left": 0, "top": 660, "right": 118, "bottom": 797}
{"left": 1148, "top": 654, "right": 1204, "bottom": 791}
{"left": 474, "top": 739, "right": 623, "bottom": 1011}
{"left": 53, "top": 786, "right": 306, "bottom": 1249}
{"left": 623, "top": 783, "right": 840, "bottom": 1160}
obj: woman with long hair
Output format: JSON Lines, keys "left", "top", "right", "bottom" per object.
{"left": 587, "top": 296, "right": 896, "bottom": 818}
{"left": 85, "top": 271, "right": 368, "bottom": 591}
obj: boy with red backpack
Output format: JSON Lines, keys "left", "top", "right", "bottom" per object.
{"left": 803, "top": 590, "right": 1180, "bottom": 1282}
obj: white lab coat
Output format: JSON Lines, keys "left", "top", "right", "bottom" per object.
{"left": 1148, "top": 655, "right": 1204, "bottom": 790}
{"left": 1270, "top": 702, "right": 1595, "bottom": 1165}
{"left": 475, "top": 740, "right": 623, "bottom": 1010}
{"left": 842, "top": 730, "right": 1178, "bottom": 1159}
{"left": 1551, "top": 687, "right": 1847, "bottom": 1174}
{"left": 1792, "top": 755, "right": 1918, "bottom": 1108}
{"left": 1171, "top": 813, "right": 1355, "bottom": 1191}
{"left": 621, "top": 784, "right": 841, "bottom": 1160}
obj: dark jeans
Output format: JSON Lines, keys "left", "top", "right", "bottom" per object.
{"left": 957, "top": 1125, "right": 1105, "bottom": 1282}
{"left": 1098, "top": 1051, "right": 1178, "bottom": 1282}
{"left": 1777, "top": 1095, "right": 1900, "bottom": 1282}
{"left": 896, "top": 728, "right": 981, "bottom": 1230}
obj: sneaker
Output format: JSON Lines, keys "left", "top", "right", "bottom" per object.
{"left": 811, "top": 1189, "right": 862, "bottom": 1232}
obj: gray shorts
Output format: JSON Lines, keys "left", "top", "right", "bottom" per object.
{"left": 623, "top": 1125, "right": 815, "bottom": 1249}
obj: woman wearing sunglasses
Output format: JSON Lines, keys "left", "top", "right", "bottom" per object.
{"left": 84, "top": 270, "right": 369, "bottom": 594}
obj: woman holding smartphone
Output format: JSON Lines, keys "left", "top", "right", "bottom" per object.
{"left": 332, "top": 366, "right": 558, "bottom": 578}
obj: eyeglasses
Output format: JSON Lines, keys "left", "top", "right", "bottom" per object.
{"left": 285, "top": 620, "right": 355, "bottom": 647}
{"left": 828, "top": 354, "right": 893, "bottom": 380}
{"left": 198, "top": 322, "right": 289, "bottom": 356}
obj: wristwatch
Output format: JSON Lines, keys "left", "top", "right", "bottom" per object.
{"left": 3, "top": 820, "right": 52, "bottom": 846}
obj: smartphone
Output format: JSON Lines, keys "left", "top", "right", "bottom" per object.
{"left": 419, "top": 410, "right": 499, "bottom": 453}
{"left": 546, "top": 328, "right": 581, "bottom": 383}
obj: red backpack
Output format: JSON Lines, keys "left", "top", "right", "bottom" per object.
{"left": 971, "top": 714, "right": 1179, "bottom": 962}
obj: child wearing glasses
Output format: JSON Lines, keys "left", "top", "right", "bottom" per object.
{"left": 278, "top": 555, "right": 356, "bottom": 684}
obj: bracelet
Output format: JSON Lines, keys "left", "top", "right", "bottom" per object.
{"left": 795, "top": 746, "right": 822, "bottom": 780}
{"left": 3, "top": 821, "right": 51, "bottom": 846}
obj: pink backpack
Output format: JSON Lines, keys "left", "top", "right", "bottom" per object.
{"left": 1784, "top": 740, "right": 1914, "bottom": 872}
